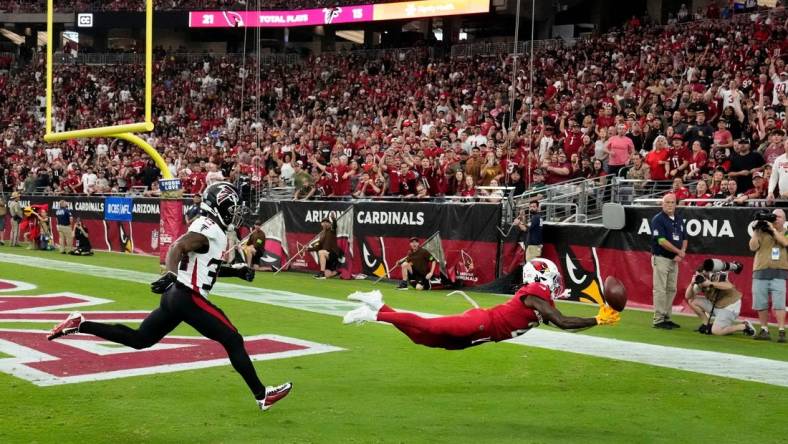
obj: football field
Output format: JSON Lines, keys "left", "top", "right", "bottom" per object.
{"left": 0, "top": 247, "right": 785, "bottom": 444}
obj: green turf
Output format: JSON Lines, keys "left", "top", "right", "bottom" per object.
{"left": 0, "top": 246, "right": 786, "bottom": 443}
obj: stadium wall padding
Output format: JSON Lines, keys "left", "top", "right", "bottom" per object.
{"left": 4, "top": 196, "right": 779, "bottom": 317}
{"left": 8, "top": 195, "right": 183, "bottom": 256}
{"left": 258, "top": 200, "right": 503, "bottom": 285}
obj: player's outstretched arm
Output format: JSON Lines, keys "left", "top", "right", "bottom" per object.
{"left": 522, "top": 296, "right": 601, "bottom": 330}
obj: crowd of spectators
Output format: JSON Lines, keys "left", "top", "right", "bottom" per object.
{"left": 0, "top": 0, "right": 403, "bottom": 13}
{"left": 2, "top": 3, "right": 788, "bottom": 206}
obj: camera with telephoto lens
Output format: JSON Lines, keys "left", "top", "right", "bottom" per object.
{"left": 702, "top": 258, "right": 743, "bottom": 274}
{"left": 753, "top": 210, "right": 778, "bottom": 233}
{"left": 694, "top": 258, "right": 743, "bottom": 285}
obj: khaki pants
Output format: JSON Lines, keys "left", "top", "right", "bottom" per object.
{"left": 525, "top": 245, "right": 543, "bottom": 262}
{"left": 10, "top": 219, "right": 19, "bottom": 246}
{"left": 57, "top": 225, "right": 73, "bottom": 252}
{"left": 652, "top": 255, "right": 678, "bottom": 324}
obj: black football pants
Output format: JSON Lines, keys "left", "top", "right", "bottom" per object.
{"left": 79, "top": 284, "right": 266, "bottom": 398}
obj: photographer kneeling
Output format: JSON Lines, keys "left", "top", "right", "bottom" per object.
{"left": 684, "top": 260, "right": 755, "bottom": 336}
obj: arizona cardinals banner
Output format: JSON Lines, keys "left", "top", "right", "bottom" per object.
{"left": 262, "top": 200, "right": 501, "bottom": 285}
{"left": 259, "top": 212, "right": 288, "bottom": 271}
{"left": 9, "top": 195, "right": 192, "bottom": 256}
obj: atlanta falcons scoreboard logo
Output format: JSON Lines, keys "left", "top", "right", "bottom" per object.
{"left": 323, "top": 7, "right": 342, "bottom": 24}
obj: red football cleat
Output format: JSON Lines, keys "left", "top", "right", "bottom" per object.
{"left": 257, "top": 382, "right": 292, "bottom": 412}
{"left": 47, "top": 312, "right": 84, "bottom": 340}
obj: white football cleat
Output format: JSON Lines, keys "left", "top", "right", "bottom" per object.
{"left": 342, "top": 305, "right": 378, "bottom": 325}
{"left": 347, "top": 290, "right": 384, "bottom": 311}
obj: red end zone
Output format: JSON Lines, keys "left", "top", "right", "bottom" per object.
{"left": 0, "top": 330, "right": 343, "bottom": 386}
{"left": 0, "top": 285, "right": 344, "bottom": 386}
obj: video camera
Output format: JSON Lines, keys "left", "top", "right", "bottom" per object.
{"left": 753, "top": 210, "right": 778, "bottom": 233}
{"left": 693, "top": 258, "right": 743, "bottom": 285}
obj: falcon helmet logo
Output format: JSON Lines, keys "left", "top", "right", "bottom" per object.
{"left": 215, "top": 185, "right": 238, "bottom": 206}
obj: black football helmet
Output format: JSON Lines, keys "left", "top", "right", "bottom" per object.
{"left": 201, "top": 181, "right": 248, "bottom": 229}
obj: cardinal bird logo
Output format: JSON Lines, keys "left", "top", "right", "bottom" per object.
{"left": 118, "top": 222, "right": 133, "bottom": 253}
{"left": 555, "top": 243, "right": 605, "bottom": 306}
{"left": 361, "top": 237, "right": 387, "bottom": 278}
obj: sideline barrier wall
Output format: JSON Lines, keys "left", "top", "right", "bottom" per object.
{"left": 5, "top": 196, "right": 775, "bottom": 318}
{"left": 6, "top": 197, "right": 502, "bottom": 286}
{"left": 8, "top": 195, "right": 179, "bottom": 255}
{"left": 257, "top": 200, "right": 502, "bottom": 285}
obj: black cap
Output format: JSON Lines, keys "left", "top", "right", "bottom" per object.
{"left": 409, "top": 236, "right": 419, "bottom": 242}
{"left": 321, "top": 217, "right": 331, "bottom": 223}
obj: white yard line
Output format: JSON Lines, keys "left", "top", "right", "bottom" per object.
{"left": 2, "top": 252, "right": 788, "bottom": 388}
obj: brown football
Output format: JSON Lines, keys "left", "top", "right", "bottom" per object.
{"left": 603, "top": 276, "right": 627, "bottom": 312}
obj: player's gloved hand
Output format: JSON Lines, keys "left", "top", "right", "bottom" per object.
{"left": 151, "top": 271, "right": 177, "bottom": 294}
{"left": 221, "top": 263, "right": 255, "bottom": 282}
{"left": 594, "top": 304, "right": 620, "bottom": 326}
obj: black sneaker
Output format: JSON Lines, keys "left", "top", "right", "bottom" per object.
{"left": 754, "top": 329, "right": 772, "bottom": 341}
{"left": 778, "top": 330, "right": 786, "bottom": 344}
{"left": 397, "top": 281, "right": 408, "bottom": 290}
{"left": 653, "top": 321, "right": 673, "bottom": 330}
{"left": 696, "top": 324, "right": 710, "bottom": 334}
{"left": 666, "top": 320, "right": 681, "bottom": 329}
{"left": 742, "top": 321, "right": 756, "bottom": 337}
{"left": 313, "top": 272, "right": 325, "bottom": 279}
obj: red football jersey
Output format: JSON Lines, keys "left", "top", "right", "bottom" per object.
{"left": 486, "top": 282, "right": 554, "bottom": 342}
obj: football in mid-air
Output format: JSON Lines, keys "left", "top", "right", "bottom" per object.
{"left": 603, "top": 276, "right": 627, "bottom": 312}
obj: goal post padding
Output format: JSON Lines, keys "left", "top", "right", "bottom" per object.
{"left": 159, "top": 180, "right": 186, "bottom": 265}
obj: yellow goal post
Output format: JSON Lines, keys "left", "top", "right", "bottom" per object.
{"left": 43, "top": 0, "right": 173, "bottom": 180}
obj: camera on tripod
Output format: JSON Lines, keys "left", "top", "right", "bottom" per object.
{"left": 753, "top": 210, "right": 778, "bottom": 233}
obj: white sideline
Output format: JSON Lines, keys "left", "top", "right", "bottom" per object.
{"left": 2, "top": 252, "right": 788, "bottom": 388}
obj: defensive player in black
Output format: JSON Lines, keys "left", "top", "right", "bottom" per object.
{"left": 48, "top": 182, "right": 292, "bottom": 411}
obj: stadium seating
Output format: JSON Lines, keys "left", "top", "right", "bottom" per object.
{"left": 0, "top": 6, "right": 785, "bottom": 206}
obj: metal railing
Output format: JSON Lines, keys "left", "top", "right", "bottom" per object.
{"left": 52, "top": 52, "right": 302, "bottom": 66}
{"left": 342, "top": 46, "right": 441, "bottom": 60}
{"left": 450, "top": 38, "right": 574, "bottom": 59}
{"left": 633, "top": 197, "right": 771, "bottom": 208}
{"left": 508, "top": 176, "right": 681, "bottom": 224}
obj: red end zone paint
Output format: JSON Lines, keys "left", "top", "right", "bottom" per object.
{"left": 0, "top": 294, "right": 148, "bottom": 322}
{"left": 0, "top": 329, "right": 343, "bottom": 386}
{"left": 0, "top": 279, "right": 37, "bottom": 293}
{"left": 4, "top": 331, "right": 304, "bottom": 377}
{"left": 0, "top": 289, "right": 344, "bottom": 385}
